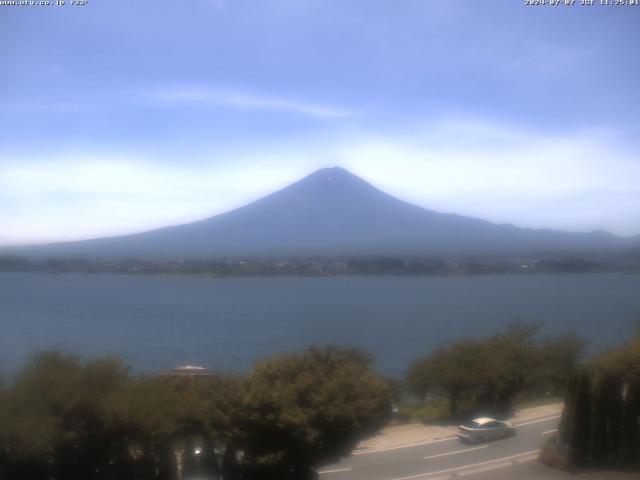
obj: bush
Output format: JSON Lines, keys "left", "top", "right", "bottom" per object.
{"left": 539, "top": 437, "right": 571, "bottom": 471}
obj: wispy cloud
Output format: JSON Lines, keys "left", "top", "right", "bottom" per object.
{"left": 145, "top": 87, "right": 354, "bottom": 119}
{"left": 342, "top": 118, "right": 640, "bottom": 235}
{"left": 0, "top": 154, "right": 312, "bottom": 246}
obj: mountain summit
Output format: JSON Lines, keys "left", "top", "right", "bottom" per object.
{"left": 5, "top": 167, "right": 633, "bottom": 259}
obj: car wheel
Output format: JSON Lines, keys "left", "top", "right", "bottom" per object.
{"left": 475, "top": 435, "right": 484, "bottom": 443}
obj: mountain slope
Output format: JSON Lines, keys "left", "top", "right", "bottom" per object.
{"left": 4, "top": 167, "right": 635, "bottom": 259}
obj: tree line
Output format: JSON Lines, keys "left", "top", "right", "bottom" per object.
{"left": 0, "top": 323, "right": 600, "bottom": 480}
{"left": 0, "top": 347, "right": 391, "bottom": 480}
{"left": 407, "top": 322, "right": 585, "bottom": 418}
{"left": 2, "top": 255, "right": 638, "bottom": 276}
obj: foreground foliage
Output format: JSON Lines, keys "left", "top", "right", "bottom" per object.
{"left": 407, "top": 322, "right": 585, "bottom": 418}
{"left": 0, "top": 347, "right": 391, "bottom": 480}
{"left": 558, "top": 334, "right": 640, "bottom": 469}
{"left": 230, "top": 347, "right": 391, "bottom": 479}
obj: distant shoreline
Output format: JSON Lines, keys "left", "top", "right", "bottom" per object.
{"left": 1, "top": 255, "right": 639, "bottom": 276}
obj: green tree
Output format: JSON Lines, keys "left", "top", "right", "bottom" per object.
{"left": 228, "top": 346, "right": 392, "bottom": 480}
{"left": 122, "top": 372, "right": 239, "bottom": 480}
{"left": 1, "top": 351, "right": 134, "bottom": 480}
{"left": 407, "top": 340, "right": 488, "bottom": 417}
{"left": 408, "top": 322, "right": 583, "bottom": 418}
{"left": 484, "top": 321, "right": 541, "bottom": 414}
{"left": 536, "top": 331, "right": 586, "bottom": 396}
{"left": 558, "top": 334, "right": 640, "bottom": 469}
{"left": 594, "top": 335, "right": 640, "bottom": 381}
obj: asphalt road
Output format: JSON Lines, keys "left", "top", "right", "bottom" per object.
{"left": 317, "top": 414, "right": 561, "bottom": 480}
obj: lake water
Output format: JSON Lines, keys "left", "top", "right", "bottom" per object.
{"left": 1, "top": 273, "right": 639, "bottom": 377}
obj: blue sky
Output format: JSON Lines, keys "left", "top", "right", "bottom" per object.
{"left": 1, "top": 0, "right": 639, "bottom": 246}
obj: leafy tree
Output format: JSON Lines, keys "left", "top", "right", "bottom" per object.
{"left": 123, "top": 372, "right": 239, "bottom": 479}
{"left": 1, "top": 351, "right": 134, "bottom": 480}
{"left": 593, "top": 334, "right": 640, "bottom": 382}
{"left": 536, "top": 331, "right": 586, "bottom": 396}
{"left": 558, "top": 334, "right": 640, "bottom": 469}
{"left": 484, "top": 321, "right": 541, "bottom": 414}
{"left": 228, "top": 346, "right": 392, "bottom": 480}
{"left": 407, "top": 340, "right": 489, "bottom": 417}
{"left": 408, "top": 322, "right": 584, "bottom": 418}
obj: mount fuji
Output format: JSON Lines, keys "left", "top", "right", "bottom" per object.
{"left": 4, "top": 167, "right": 636, "bottom": 259}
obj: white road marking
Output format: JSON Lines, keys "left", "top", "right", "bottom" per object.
{"left": 457, "top": 453, "right": 538, "bottom": 476}
{"left": 457, "top": 461, "right": 511, "bottom": 476}
{"left": 387, "top": 449, "right": 540, "bottom": 480}
{"left": 318, "top": 467, "right": 352, "bottom": 474}
{"left": 514, "top": 414, "right": 561, "bottom": 427}
{"left": 352, "top": 436, "right": 456, "bottom": 456}
{"left": 542, "top": 429, "right": 558, "bottom": 435}
{"left": 423, "top": 445, "right": 488, "bottom": 460}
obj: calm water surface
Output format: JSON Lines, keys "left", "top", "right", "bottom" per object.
{"left": 1, "top": 273, "right": 639, "bottom": 376}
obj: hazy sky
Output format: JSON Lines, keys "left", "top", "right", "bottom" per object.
{"left": 1, "top": 0, "right": 639, "bottom": 246}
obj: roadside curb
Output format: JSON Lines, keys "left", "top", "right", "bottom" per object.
{"left": 352, "top": 435, "right": 458, "bottom": 455}
{"left": 512, "top": 413, "right": 563, "bottom": 427}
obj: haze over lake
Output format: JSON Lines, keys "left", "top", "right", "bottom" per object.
{"left": 2, "top": 272, "right": 639, "bottom": 377}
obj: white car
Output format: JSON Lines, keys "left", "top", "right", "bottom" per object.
{"left": 457, "top": 417, "right": 515, "bottom": 443}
